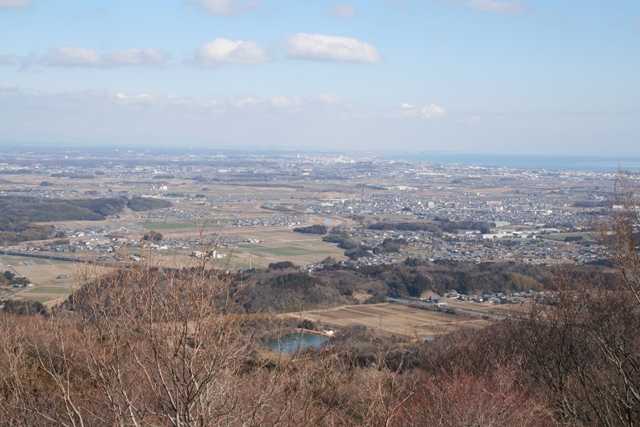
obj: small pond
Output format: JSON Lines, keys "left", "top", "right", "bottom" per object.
{"left": 268, "top": 332, "right": 328, "bottom": 354}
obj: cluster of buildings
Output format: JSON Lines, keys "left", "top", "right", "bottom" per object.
{"left": 0, "top": 148, "right": 631, "bottom": 268}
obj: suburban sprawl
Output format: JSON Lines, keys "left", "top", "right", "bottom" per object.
{"left": 0, "top": 148, "right": 616, "bottom": 269}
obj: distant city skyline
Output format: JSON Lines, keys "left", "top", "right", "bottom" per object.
{"left": 1, "top": 0, "right": 638, "bottom": 155}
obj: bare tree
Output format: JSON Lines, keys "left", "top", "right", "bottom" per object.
{"left": 500, "top": 172, "right": 640, "bottom": 426}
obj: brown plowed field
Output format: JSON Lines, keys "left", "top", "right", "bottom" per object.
{"left": 289, "top": 303, "right": 489, "bottom": 338}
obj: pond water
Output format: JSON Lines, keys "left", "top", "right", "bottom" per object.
{"left": 268, "top": 332, "right": 328, "bottom": 354}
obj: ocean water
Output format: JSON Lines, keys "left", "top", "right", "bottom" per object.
{"left": 383, "top": 154, "right": 640, "bottom": 172}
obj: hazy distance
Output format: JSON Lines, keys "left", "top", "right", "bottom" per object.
{"left": 0, "top": 0, "right": 638, "bottom": 156}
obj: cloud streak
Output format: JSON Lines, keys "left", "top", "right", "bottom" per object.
{"left": 385, "top": 102, "right": 446, "bottom": 119}
{"left": 189, "top": 0, "right": 259, "bottom": 16}
{"left": 420, "top": 103, "right": 446, "bottom": 119}
{"left": 467, "top": 0, "right": 532, "bottom": 14}
{"left": 284, "top": 33, "right": 381, "bottom": 63}
{"left": 327, "top": 4, "right": 358, "bottom": 18}
{"left": 38, "top": 46, "right": 169, "bottom": 68}
{"left": 0, "top": 53, "right": 18, "bottom": 65}
{"left": 0, "top": 87, "right": 436, "bottom": 123}
{"left": 0, "top": 0, "right": 32, "bottom": 9}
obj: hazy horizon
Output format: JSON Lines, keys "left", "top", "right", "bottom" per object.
{"left": 1, "top": 0, "right": 639, "bottom": 156}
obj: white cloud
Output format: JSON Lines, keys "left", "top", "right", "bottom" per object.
{"left": 420, "top": 103, "right": 446, "bottom": 119}
{"left": 104, "top": 49, "right": 169, "bottom": 66}
{"left": 0, "top": 53, "right": 18, "bottom": 65}
{"left": 381, "top": 102, "right": 446, "bottom": 119}
{"left": 385, "top": 102, "right": 418, "bottom": 117}
{"left": 0, "top": 0, "right": 31, "bottom": 9}
{"left": 229, "top": 96, "right": 261, "bottom": 108}
{"left": 270, "top": 96, "right": 304, "bottom": 108}
{"left": 39, "top": 46, "right": 168, "bottom": 68}
{"left": 114, "top": 91, "right": 353, "bottom": 113}
{"left": 41, "top": 46, "right": 102, "bottom": 67}
{"left": 191, "top": 38, "right": 272, "bottom": 68}
{"left": 115, "top": 92, "right": 206, "bottom": 111}
{"left": 189, "top": 0, "right": 259, "bottom": 16}
{"left": 284, "top": 33, "right": 381, "bottom": 63}
{"left": 327, "top": 4, "right": 357, "bottom": 18}
{"left": 0, "top": 87, "right": 470, "bottom": 150}
{"left": 314, "top": 94, "right": 345, "bottom": 104}
{"left": 467, "top": 0, "right": 532, "bottom": 14}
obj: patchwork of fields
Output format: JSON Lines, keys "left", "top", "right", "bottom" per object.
{"left": 291, "top": 303, "right": 489, "bottom": 338}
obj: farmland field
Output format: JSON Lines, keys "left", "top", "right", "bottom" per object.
{"left": 141, "top": 221, "right": 201, "bottom": 230}
{"left": 290, "top": 303, "right": 490, "bottom": 338}
{"left": 0, "top": 255, "right": 109, "bottom": 303}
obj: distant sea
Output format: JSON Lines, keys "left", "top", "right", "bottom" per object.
{"left": 383, "top": 154, "right": 640, "bottom": 172}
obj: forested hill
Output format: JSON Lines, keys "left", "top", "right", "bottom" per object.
{"left": 0, "top": 197, "right": 126, "bottom": 222}
{"left": 0, "top": 196, "right": 172, "bottom": 243}
{"left": 232, "top": 260, "right": 614, "bottom": 313}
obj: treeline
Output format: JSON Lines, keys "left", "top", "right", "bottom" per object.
{"left": 268, "top": 261, "right": 296, "bottom": 270}
{"left": 0, "top": 271, "right": 30, "bottom": 287}
{"left": 369, "top": 221, "right": 440, "bottom": 232}
{"left": 260, "top": 204, "right": 295, "bottom": 212}
{"left": 225, "top": 260, "right": 585, "bottom": 312}
{"left": 49, "top": 172, "right": 96, "bottom": 179}
{"left": 240, "top": 269, "right": 359, "bottom": 312}
{"left": 0, "top": 299, "right": 44, "bottom": 315}
{"left": 293, "top": 224, "right": 327, "bottom": 234}
{"left": 0, "top": 196, "right": 172, "bottom": 242}
{"left": 436, "top": 219, "right": 493, "bottom": 233}
{"left": 0, "top": 223, "right": 55, "bottom": 243}
{"left": 368, "top": 219, "right": 492, "bottom": 234}
{"left": 322, "top": 233, "right": 359, "bottom": 249}
{"left": 267, "top": 272, "right": 323, "bottom": 290}
{"left": 65, "top": 198, "right": 126, "bottom": 216}
{"left": 0, "top": 196, "right": 172, "bottom": 221}
{"left": 349, "top": 255, "right": 613, "bottom": 302}
{"left": 322, "top": 232, "right": 408, "bottom": 261}
{"left": 127, "top": 197, "right": 172, "bottom": 212}
{"left": 347, "top": 260, "right": 551, "bottom": 297}
{"left": 228, "top": 263, "right": 391, "bottom": 313}
{"left": 0, "top": 199, "right": 102, "bottom": 222}
{"left": 0, "top": 197, "right": 128, "bottom": 223}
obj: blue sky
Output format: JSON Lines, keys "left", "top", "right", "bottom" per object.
{"left": 0, "top": 0, "right": 638, "bottom": 155}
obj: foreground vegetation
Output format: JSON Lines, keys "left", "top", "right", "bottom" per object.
{"left": 0, "top": 181, "right": 639, "bottom": 426}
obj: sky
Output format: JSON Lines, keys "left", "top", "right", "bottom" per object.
{"left": 0, "top": 0, "right": 639, "bottom": 155}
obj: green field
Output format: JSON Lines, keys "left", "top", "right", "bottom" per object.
{"left": 236, "top": 244, "right": 263, "bottom": 250}
{"left": 19, "top": 286, "right": 74, "bottom": 303}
